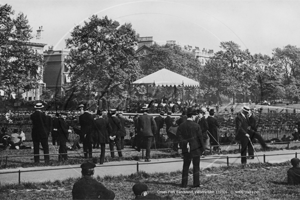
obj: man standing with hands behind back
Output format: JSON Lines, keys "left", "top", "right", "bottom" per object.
{"left": 30, "top": 102, "right": 50, "bottom": 164}
{"left": 138, "top": 108, "right": 157, "bottom": 162}
{"left": 176, "top": 107, "right": 205, "bottom": 188}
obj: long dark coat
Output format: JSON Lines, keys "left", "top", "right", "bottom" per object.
{"left": 206, "top": 116, "right": 220, "bottom": 145}
{"left": 108, "top": 115, "right": 122, "bottom": 138}
{"left": 137, "top": 114, "right": 157, "bottom": 137}
{"left": 57, "top": 118, "right": 69, "bottom": 143}
{"left": 117, "top": 116, "right": 127, "bottom": 137}
{"left": 176, "top": 120, "right": 204, "bottom": 157}
{"left": 94, "top": 117, "right": 111, "bottom": 144}
{"left": 79, "top": 112, "right": 95, "bottom": 143}
{"left": 235, "top": 112, "right": 250, "bottom": 141}
{"left": 30, "top": 111, "right": 48, "bottom": 141}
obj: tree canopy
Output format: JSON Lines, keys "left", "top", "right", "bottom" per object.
{"left": 0, "top": 4, "right": 43, "bottom": 98}
{"left": 65, "top": 15, "right": 141, "bottom": 109}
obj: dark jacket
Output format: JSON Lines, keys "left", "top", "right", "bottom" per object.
{"left": 154, "top": 115, "right": 164, "bottom": 130}
{"left": 30, "top": 111, "right": 48, "bottom": 140}
{"left": 57, "top": 118, "right": 69, "bottom": 143}
{"left": 176, "top": 120, "right": 204, "bottom": 157}
{"left": 235, "top": 112, "right": 249, "bottom": 141}
{"left": 138, "top": 113, "right": 157, "bottom": 137}
{"left": 72, "top": 176, "right": 115, "bottom": 199}
{"left": 79, "top": 112, "right": 95, "bottom": 136}
{"left": 117, "top": 115, "right": 127, "bottom": 137}
{"left": 94, "top": 117, "right": 111, "bottom": 144}
{"left": 108, "top": 115, "right": 122, "bottom": 137}
{"left": 207, "top": 115, "right": 220, "bottom": 144}
{"left": 164, "top": 115, "right": 174, "bottom": 132}
{"left": 198, "top": 116, "right": 208, "bottom": 140}
{"left": 288, "top": 167, "right": 300, "bottom": 185}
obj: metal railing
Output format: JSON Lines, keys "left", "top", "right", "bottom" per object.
{"left": 0, "top": 151, "right": 298, "bottom": 185}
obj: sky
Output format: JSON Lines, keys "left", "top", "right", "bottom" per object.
{"left": 2, "top": 0, "right": 300, "bottom": 56}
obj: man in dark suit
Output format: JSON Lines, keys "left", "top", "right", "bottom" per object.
{"left": 30, "top": 102, "right": 49, "bottom": 164}
{"left": 235, "top": 106, "right": 252, "bottom": 164}
{"left": 165, "top": 111, "right": 177, "bottom": 152}
{"left": 78, "top": 104, "right": 95, "bottom": 158}
{"left": 207, "top": 109, "right": 220, "bottom": 151}
{"left": 108, "top": 109, "right": 123, "bottom": 158}
{"left": 154, "top": 111, "right": 165, "bottom": 148}
{"left": 138, "top": 108, "right": 157, "bottom": 162}
{"left": 117, "top": 111, "right": 131, "bottom": 149}
{"left": 52, "top": 113, "right": 60, "bottom": 146}
{"left": 176, "top": 107, "right": 205, "bottom": 188}
{"left": 94, "top": 110, "right": 111, "bottom": 164}
{"left": 57, "top": 112, "right": 70, "bottom": 161}
{"left": 288, "top": 158, "right": 300, "bottom": 185}
{"left": 248, "top": 109, "right": 269, "bottom": 156}
{"left": 72, "top": 162, "right": 115, "bottom": 199}
{"left": 198, "top": 109, "right": 209, "bottom": 154}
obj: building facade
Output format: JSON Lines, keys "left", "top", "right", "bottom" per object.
{"left": 43, "top": 49, "right": 70, "bottom": 98}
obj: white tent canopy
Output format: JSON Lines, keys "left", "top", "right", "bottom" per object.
{"left": 132, "top": 68, "right": 199, "bottom": 87}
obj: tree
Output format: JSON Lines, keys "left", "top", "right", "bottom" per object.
{"left": 65, "top": 15, "right": 141, "bottom": 109}
{"left": 273, "top": 45, "right": 300, "bottom": 102}
{"left": 0, "top": 4, "right": 43, "bottom": 98}
{"left": 203, "top": 41, "right": 252, "bottom": 104}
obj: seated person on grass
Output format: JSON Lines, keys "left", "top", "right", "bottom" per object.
{"left": 287, "top": 158, "right": 300, "bottom": 185}
{"left": 72, "top": 162, "right": 115, "bottom": 200}
{"left": 132, "top": 183, "right": 172, "bottom": 200}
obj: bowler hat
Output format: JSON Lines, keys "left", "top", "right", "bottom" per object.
{"left": 132, "top": 183, "right": 148, "bottom": 196}
{"left": 34, "top": 102, "right": 44, "bottom": 109}
{"left": 209, "top": 109, "right": 215, "bottom": 115}
{"left": 186, "top": 107, "right": 196, "bottom": 116}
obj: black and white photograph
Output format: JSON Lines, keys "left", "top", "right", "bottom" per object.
{"left": 1, "top": 0, "right": 300, "bottom": 199}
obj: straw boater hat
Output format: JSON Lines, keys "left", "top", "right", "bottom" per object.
{"left": 34, "top": 102, "right": 44, "bottom": 109}
{"left": 242, "top": 106, "right": 250, "bottom": 113}
{"left": 77, "top": 104, "right": 85, "bottom": 110}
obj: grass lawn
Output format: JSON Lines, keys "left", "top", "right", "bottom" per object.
{"left": 0, "top": 162, "right": 299, "bottom": 200}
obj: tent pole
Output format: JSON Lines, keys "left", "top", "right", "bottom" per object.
{"left": 146, "top": 84, "right": 149, "bottom": 102}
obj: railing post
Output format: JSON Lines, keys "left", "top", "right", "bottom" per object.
{"left": 5, "top": 156, "right": 8, "bottom": 168}
{"left": 18, "top": 170, "right": 21, "bottom": 185}
{"left": 142, "top": 149, "right": 144, "bottom": 159}
{"left": 227, "top": 156, "right": 229, "bottom": 167}
{"left": 263, "top": 154, "right": 266, "bottom": 163}
{"left": 296, "top": 152, "right": 298, "bottom": 158}
{"left": 137, "top": 162, "right": 139, "bottom": 173}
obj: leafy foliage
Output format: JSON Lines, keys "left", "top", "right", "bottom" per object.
{"left": 0, "top": 4, "right": 43, "bottom": 97}
{"left": 65, "top": 15, "right": 141, "bottom": 109}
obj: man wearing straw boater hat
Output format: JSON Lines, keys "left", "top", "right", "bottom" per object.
{"left": 30, "top": 102, "right": 50, "bottom": 164}
{"left": 235, "top": 105, "right": 252, "bottom": 164}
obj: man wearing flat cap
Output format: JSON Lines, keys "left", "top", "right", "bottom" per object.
{"left": 235, "top": 106, "right": 252, "bottom": 164}
{"left": 176, "top": 107, "right": 205, "bottom": 188}
{"left": 72, "top": 162, "right": 115, "bottom": 199}
{"left": 30, "top": 102, "right": 50, "bottom": 164}
{"left": 288, "top": 158, "right": 300, "bottom": 185}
